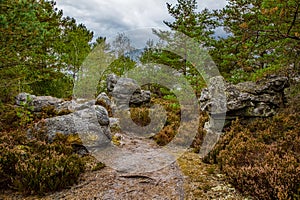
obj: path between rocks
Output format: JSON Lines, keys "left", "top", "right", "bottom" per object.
{"left": 0, "top": 131, "right": 250, "bottom": 200}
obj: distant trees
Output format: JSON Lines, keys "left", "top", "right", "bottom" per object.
{"left": 140, "top": 0, "right": 215, "bottom": 95}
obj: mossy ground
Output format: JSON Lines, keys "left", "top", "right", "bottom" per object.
{"left": 177, "top": 151, "right": 248, "bottom": 199}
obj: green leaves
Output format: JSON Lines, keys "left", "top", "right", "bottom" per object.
{"left": 214, "top": 0, "right": 300, "bottom": 80}
{"left": 0, "top": 0, "right": 94, "bottom": 101}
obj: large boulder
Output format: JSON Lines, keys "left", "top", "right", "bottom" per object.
{"left": 41, "top": 105, "right": 111, "bottom": 145}
{"left": 200, "top": 75, "right": 289, "bottom": 119}
{"left": 16, "top": 93, "right": 112, "bottom": 151}
{"left": 198, "top": 75, "right": 289, "bottom": 157}
{"left": 106, "top": 74, "right": 151, "bottom": 108}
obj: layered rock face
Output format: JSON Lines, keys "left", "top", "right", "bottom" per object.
{"left": 198, "top": 75, "right": 289, "bottom": 157}
{"left": 200, "top": 75, "right": 289, "bottom": 120}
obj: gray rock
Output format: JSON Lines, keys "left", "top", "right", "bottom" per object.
{"left": 107, "top": 74, "right": 119, "bottom": 94}
{"left": 15, "top": 92, "right": 97, "bottom": 113}
{"left": 42, "top": 105, "right": 111, "bottom": 144}
{"left": 15, "top": 93, "right": 64, "bottom": 112}
{"left": 96, "top": 92, "right": 111, "bottom": 107}
{"left": 199, "top": 76, "right": 289, "bottom": 157}
{"left": 107, "top": 74, "right": 151, "bottom": 108}
{"left": 95, "top": 105, "right": 110, "bottom": 126}
{"left": 200, "top": 76, "right": 289, "bottom": 119}
{"left": 109, "top": 118, "right": 120, "bottom": 130}
{"left": 56, "top": 99, "right": 96, "bottom": 113}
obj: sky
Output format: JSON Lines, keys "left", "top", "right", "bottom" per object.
{"left": 55, "top": 0, "right": 227, "bottom": 47}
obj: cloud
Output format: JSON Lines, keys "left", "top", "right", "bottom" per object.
{"left": 55, "top": 0, "right": 227, "bottom": 45}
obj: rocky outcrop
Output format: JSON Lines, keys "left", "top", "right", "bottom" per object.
{"left": 16, "top": 93, "right": 111, "bottom": 152}
{"left": 198, "top": 75, "right": 289, "bottom": 157}
{"left": 106, "top": 74, "right": 151, "bottom": 107}
{"left": 15, "top": 93, "right": 64, "bottom": 112}
{"left": 43, "top": 105, "right": 111, "bottom": 143}
{"left": 200, "top": 75, "right": 289, "bottom": 120}
{"left": 15, "top": 92, "right": 95, "bottom": 113}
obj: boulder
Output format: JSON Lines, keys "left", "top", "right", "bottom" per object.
{"left": 200, "top": 76, "right": 289, "bottom": 119}
{"left": 198, "top": 75, "right": 289, "bottom": 157}
{"left": 15, "top": 93, "right": 64, "bottom": 112}
{"left": 107, "top": 74, "right": 151, "bottom": 108}
{"left": 96, "top": 92, "right": 111, "bottom": 107}
{"left": 42, "top": 105, "right": 111, "bottom": 144}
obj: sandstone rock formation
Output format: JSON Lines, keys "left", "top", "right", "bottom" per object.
{"left": 200, "top": 75, "right": 289, "bottom": 120}
{"left": 16, "top": 93, "right": 111, "bottom": 152}
{"left": 198, "top": 75, "right": 290, "bottom": 157}
{"left": 106, "top": 74, "right": 151, "bottom": 107}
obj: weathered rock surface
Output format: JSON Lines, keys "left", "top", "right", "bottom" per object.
{"left": 43, "top": 105, "right": 111, "bottom": 143}
{"left": 199, "top": 75, "right": 290, "bottom": 157}
{"left": 96, "top": 92, "right": 111, "bottom": 107}
{"left": 107, "top": 74, "right": 151, "bottom": 107}
{"left": 15, "top": 93, "right": 64, "bottom": 112}
{"left": 200, "top": 75, "right": 289, "bottom": 119}
{"left": 15, "top": 92, "right": 95, "bottom": 113}
{"left": 15, "top": 93, "right": 112, "bottom": 148}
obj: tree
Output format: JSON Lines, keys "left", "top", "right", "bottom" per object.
{"left": 0, "top": 0, "right": 64, "bottom": 100}
{"left": 0, "top": 0, "right": 95, "bottom": 100}
{"left": 111, "top": 32, "right": 134, "bottom": 58}
{"left": 58, "top": 17, "right": 94, "bottom": 80}
{"left": 212, "top": 0, "right": 300, "bottom": 79}
{"left": 140, "top": 0, "right": 215, "bottom": 95}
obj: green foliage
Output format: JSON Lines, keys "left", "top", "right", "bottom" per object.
{"left": 211, "top": 0, "right": 300, "bottom": 80}
{"left": 29, "top": 72, "right": 74, "bottom": 98}
{"left": 0, "top": 0, "right": 94, "bottom": 101}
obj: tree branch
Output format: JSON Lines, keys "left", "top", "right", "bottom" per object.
{"left": 287, "top": 3, "right": 300, "bottom": 36}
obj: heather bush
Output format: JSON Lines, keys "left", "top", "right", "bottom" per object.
{"left": 0, "top": 129, "right": 86, "bottom": 195}
{"left": 206, "top": 112, "right": 300, "bottom": 200}
{"left": 150, "top": 97, "right": 181, "bottom": 145}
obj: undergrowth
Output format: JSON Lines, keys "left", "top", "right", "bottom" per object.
{"left": 204, "top": 92, "right": 300, "bottom": 200}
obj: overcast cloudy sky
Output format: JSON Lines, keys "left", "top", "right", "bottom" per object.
{"left": 56, "top": 0, "right": 227, "bottom": 47}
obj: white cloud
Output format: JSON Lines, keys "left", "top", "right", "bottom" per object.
{"left": 55, "top": 0, "right": 227, "bottom": 45}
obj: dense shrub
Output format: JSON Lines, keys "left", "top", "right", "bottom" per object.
{"left": 205, "top": 112, "right": 300, "bottom": 200}
{"left": 150, "top": 96, "right": 181, "bottom": 145}
{"left": 0, "top": 128, "right": 86, "bottom": 195}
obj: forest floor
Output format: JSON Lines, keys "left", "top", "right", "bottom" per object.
{"left": 0, "top": 131, "right": 251, "bottom": 200}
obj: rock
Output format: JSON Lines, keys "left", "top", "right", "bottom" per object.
{"left": 95, "top": 105, "right": 109, "bottom": 126}
{"left": 198, "top": 76, "right": 289, "bottom": 157}
{"left": 15, "top": 93, "right": 64, "bottom": 112}
{"left": 130, "top": 90, "right": 151, "bottom": 106}
{"left": 107, "top": 74, "right": 119, "bottom": 94}
{"left": 109, "top": 118, "right": 120, "bottom": 130}
{"left": 200, "top": 76, "right": 289, "bottom": 119}
{"left": 41, "top": 105, "right": 111, "bottom": 144}
{"left": 107, "top": 74, "right": 151, "bottom": 108}
{"left": 96, "top": 92, "right": 111, "bottom": 107}
{"left": 56, "top": 99, "right": 96, "bottom": 113}
{"left": 16, "top": 92, "right": 96, "bottom": 113}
